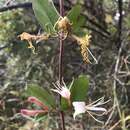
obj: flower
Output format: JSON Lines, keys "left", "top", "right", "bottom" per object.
{"left": 72, "top": 102, "right": 86, "bottom": 120}
{"left": 51, "top": 79, "right": 73, "bottom": 100}
{"left": 21, "top": 97, "right": 49, "bottom": 117}
{"left": 72, "top": 97, "right": 109, "bottom": 123}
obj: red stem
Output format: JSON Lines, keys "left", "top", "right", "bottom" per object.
{"left": 58, "top": 0, "right": 65, "bottom": 130}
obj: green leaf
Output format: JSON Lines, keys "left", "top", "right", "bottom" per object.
{"left": 71, "top": 75, "right": 89, "bottom": 102}
{"left": 32, "top": 0, "right": 60, "bottom": 33}
{"left": 26, "top": 84, "right": 56, "bottom": 108}
{"left": 67, "top": 5, "right": 85, "bottom": 33}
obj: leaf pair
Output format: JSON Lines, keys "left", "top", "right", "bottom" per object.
{"left": 32, "top": 0, "right": 85, "bottom": 34}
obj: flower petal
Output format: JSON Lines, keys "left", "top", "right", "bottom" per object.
{"left": 27, "top": 97, "right": 49, "bottom": 110}
{"left": 51, "top": 87, "right": 71, "bottom": 100}
{"left": 60, "top": 87, "right": 71, "bottom": 100}
{"left": 86, "top": 106, "right": 107, "bottom": 112}
{"left": 51, "top": 89, "right": 61, "bottom": 94}
{"left": 72, "top": 102, "right": 86, "bottom": 119}
{"left": 20, "top": 109, "right": 46, "bottom": 116}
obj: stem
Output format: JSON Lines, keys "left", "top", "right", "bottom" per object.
{"left": 117, "top": 0, "right": 123, "bottom": 49}
{"left": 58, "top": 0, "right": 65, "bottom": 130}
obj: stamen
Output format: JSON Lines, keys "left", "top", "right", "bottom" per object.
{"left": 86, "top": 110, "right": 104, "bottom": 124}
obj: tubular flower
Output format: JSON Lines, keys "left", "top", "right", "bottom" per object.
{"left": 72, "top": 102, "right": 86, "bottom": 120}
{"left": 72, "top": 97, "right": 109, "bottom": 123}
{"left": 51, "top": 79, "right": 73, "bottom": 101}
{"left": 21, "top": 97, "right": 49, "bottom": 117}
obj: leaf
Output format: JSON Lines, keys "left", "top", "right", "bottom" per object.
{"left": 67, "top": 5, "right": 85, "bottom": 33}
{"left": 71, "top": 75, "right": 89, "bottom": 102}
{"left": 32, "top": 0, "right": 60, "bottom": 33}
{"left": 26, "top": 84, "right": 56, "bottom": 108}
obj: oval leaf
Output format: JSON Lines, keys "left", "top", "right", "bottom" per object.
{"left": 32, "top": 0, "right": 60, "bottom": 33}
{"left": 67, "top": 5, "right": 85, "bottom": 33}
{"left": 26, "top": 84, "right": 56, "bottom": 108}
{"left": 71, "top": 75, "right": 89, "bottom": 102}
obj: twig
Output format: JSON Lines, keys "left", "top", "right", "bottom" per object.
{"left": 83, "top": 25, "right": 110, "bottom": 39}
{"left": 82, "top": 13, "right": 110, "bottom": 36}
{"left": 108, "top": 120, "right": 121, "bottom": 130}
{"left": 0, "top": 2, "right": 32, "bottom": 12}
{"left": 105, "top": 0, "right": 123, "bottom": 126}
{"left": 0, "top": 43, "right": 11, "bottom": 50}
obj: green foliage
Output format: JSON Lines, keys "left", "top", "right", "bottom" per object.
{"left": 32, "top": 0, "right": 60, "bottom": 34}
{"left": 26, "top": 84, "right": 56, "bottom": 108}
{"left": 67, "top": 5, "right": 85, "bottom": 33}
{"left": 71, "top": 75, "right": 89, "bottom": 101}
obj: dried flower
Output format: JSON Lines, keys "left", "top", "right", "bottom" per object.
{"left": 21, "top": 97, "right": 49, "bottom": 117}
{"left": 72, "top": 34, "right": 97, "bottom": 64}
{"left": 18, "top": 32, "right": 49, "bottom": 54}
{"left": 54, "top": 16, "right": 72, "bottom": 39}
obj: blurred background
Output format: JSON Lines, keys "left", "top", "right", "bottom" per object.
{"left": 0, "top": 0, "right": 130, "bottom": 129}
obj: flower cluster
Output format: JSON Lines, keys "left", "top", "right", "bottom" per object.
{"left": 51, "top": 80, "right": 108, "bottom": 122}
{"left": 21, "top": 81, "right": 108, "bottom": 124}
{"left": 21, "top": 97, "right": 49, "bottom": 117}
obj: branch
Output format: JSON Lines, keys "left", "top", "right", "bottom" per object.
{"left": 117, "top": 0, "right": 123, "bottom": 49}
{"left": 83, "top": 25, "right": 110, "bottom": 39}
{"left": 82, "top": 14, "right": 110, "bottom": 36}
{"left": 0, "top": 43, "right": 11, "bottom": 50}
{"left": 0, "top": 2, "right": 32, "bottom": 12}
